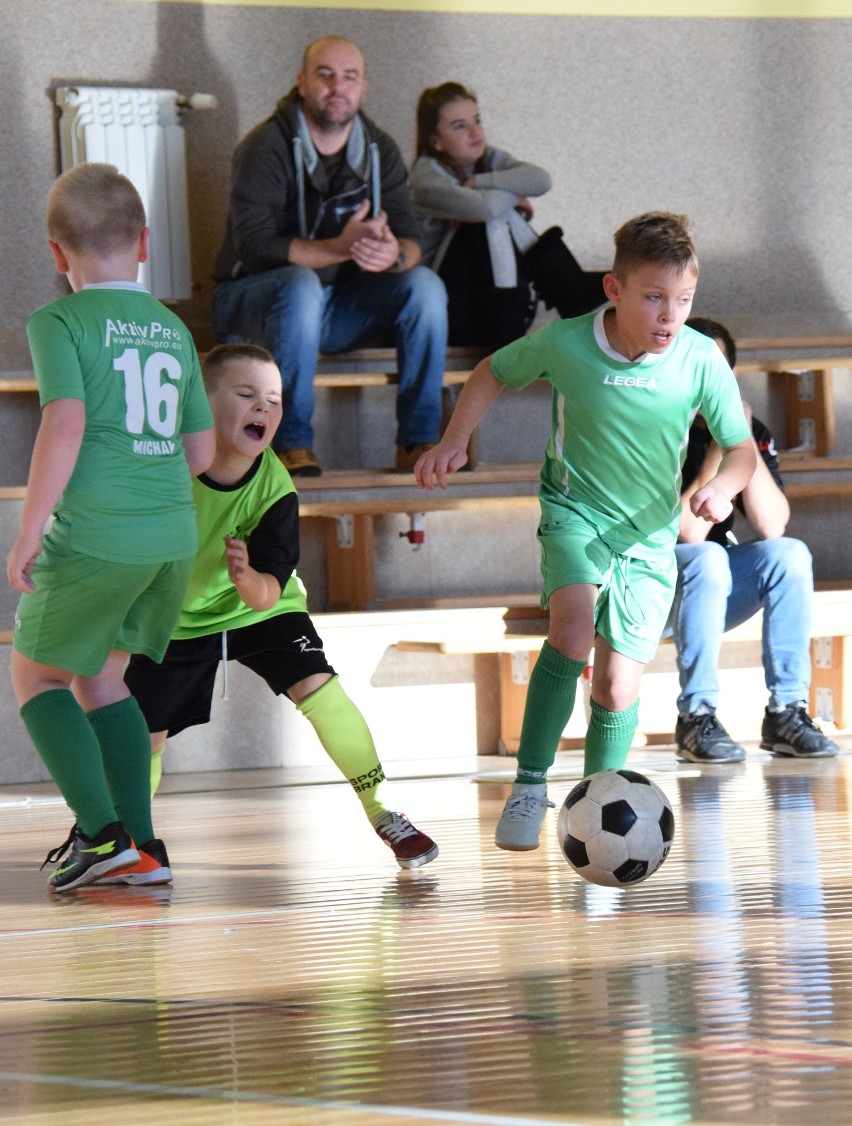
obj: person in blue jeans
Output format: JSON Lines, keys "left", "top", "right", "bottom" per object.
{"left": 212, "top": 35, "right": 448, "bottom": 477}
{"left": 670, "top": 317, "right": 840, "bottom": 762}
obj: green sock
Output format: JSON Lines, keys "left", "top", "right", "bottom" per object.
{"left": 150, "top": 746, "right": 165, "bottom": 798}
{"left": 88, "top": 697, "right": 155, "bottom": 846}
{"left": 297, "top": 675, "right": 389, "bottom": 826}
{"left": 584, "top": 698, "right": 640, "bottom": 775}
{"left": 19, "top": 689, "right": 117, "bottom": 839}
{"left": 516, "top": 643, "right": 586, "bottom": 785}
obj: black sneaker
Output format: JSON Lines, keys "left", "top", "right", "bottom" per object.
{"left": 675, "top": 711, "right": 746, "bottom": 763}
{"left": 42, "top": 822, "right": 139, "bottom": 893}
{"left": 760, "top": 704, "right": 840, "bottom": 758}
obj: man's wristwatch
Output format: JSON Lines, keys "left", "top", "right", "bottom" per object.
{"left": 394, "top": 248, "right": 406, "bottom": 271}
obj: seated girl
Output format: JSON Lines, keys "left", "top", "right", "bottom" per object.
{"left": 411, "top": 82, "right": 604, "bottom": 350}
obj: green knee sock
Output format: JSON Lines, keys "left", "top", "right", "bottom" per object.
{"left": 297, "top": 675, "right": 389, "bottom": 826}
{"left": 516, "top": 643, "right": 587, "bottom": 785}
{"left": 150, "top": 746, "right": 165, "bottom": 798}
{"left": 19, "top": 689, "right": 117, "bottom": 839}
{"left": 88, "top": 696, "right": 155, "bottom": 846}
{"left": 584, "top": 698, "right": 640, "bottom": 776}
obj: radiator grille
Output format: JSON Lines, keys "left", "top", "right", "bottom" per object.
{"left": 55, "top": 86, "right": 193, "bottom": 302}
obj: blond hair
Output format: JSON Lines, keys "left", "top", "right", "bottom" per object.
{"left": 612, "top": 212, "right": 698, "bottom": 280}
{"left": 46, "top": 163, "right": 146, "bottom": 255}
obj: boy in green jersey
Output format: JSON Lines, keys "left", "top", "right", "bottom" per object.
{"left": 123, "top": 344, "right": 438, "bottom": 871}
{"left": 6, "top": 164, "right": 215, "bottom": 890}
{"left": 416, "top": 212, "right": 756, "bottom": 851}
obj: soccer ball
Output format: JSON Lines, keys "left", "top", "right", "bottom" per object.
{"left": 557, "top": 769, "right": 675, "bottom": 887}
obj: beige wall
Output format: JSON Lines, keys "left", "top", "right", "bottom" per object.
{"left": 3, "top": 1, "right": 852, "bottom": 357}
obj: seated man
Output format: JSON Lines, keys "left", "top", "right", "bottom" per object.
{"left": 212, "top": 35, "right": 448, "bottom": 477}
{"left": 670, "top": 316, "right": 840, "bottom": 762}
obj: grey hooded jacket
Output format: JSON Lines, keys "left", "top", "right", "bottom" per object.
{"left": 214, "top": 89, "right": 421, "bottom": 285}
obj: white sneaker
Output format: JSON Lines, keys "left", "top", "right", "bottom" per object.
{"left": 494, "top": 782, "right": 554, "bottom": 851}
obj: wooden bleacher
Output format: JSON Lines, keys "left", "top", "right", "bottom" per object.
{"left": 1, "top": 334, "right": 852, "bottom": 771}
{"left": 4, "top": 344, "right": 851, "bottom": 613}
{"left": 292, "top": 459, "right": 852, "bottom": 611}
{"left": 1, "top": 346, "right": 847, "bottom": 454}
{"left": 737, "top": 355, "right": 849, "bottom": 457}
{"left": 394, "top": 586, "right": 852, "bottom": 750}
{"left": 0, "top": 346, "right": 483, "bottom": 396}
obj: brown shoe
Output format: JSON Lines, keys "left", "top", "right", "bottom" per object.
{"left": 395, "top": 442, "right": 433, "bottom": 472}
{"left": 279, "top": 448, "right": 321, "bottom": 477}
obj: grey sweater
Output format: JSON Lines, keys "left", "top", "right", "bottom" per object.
{"left": 410, "top": 146, "right": 551, "bottom": 271}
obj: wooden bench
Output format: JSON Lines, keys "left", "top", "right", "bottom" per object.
{"left": 2, "top": 348, "right": 850, "bottom": 613}
{"left": 737, "top": 356, "right": 852, "bottom": 456}
{"left": 1, "top": 349, "right": 847, "bottom": 454}
{"left": 394, "top": 587, "right": 852, "bottom": 752}
{"left": 294, "top": 459, "right": 852, "bottom": 611}
{"left": 315, "top": 345, "right": 484, "bottom": 383}
{"left": 3, "top": 457, "right": 851, "bottom": 615}
{"left": 0, "top": 345, "right": 485, "bottom": 395}
{"left": 0, "top": 345, "right": 487, "bottom": 483}
{"left": 1, "top": 351, "right": 848, "bottom": 484}
{"left": 307, "top": 350, "right": 850, "bottom": 465}
{"left": 288, "top": 349, "right": 852, "bottom": 611}
{"left": 295, "top": 463, "right": 539, "bottom": 610}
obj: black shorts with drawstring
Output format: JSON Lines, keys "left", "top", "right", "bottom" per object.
{"left": 124, "top": 612, "right": 335, "bottom": 737}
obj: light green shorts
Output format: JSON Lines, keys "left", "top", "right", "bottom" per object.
{"left": 537, "top": 499, "right": 676, "bottom": 665}
{"left": 14, "top": 535, "right": 194, "bottom": 677}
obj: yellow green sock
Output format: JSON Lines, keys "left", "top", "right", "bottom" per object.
{"left": 151, "top": 746, "right": 165, "bottom": 797}
{"left": 297, "top": 675, "right": 389, "bottom": 825}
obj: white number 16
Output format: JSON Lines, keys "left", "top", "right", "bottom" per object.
{"left": 114, "top": 348, "right": 182, "bottom": 437}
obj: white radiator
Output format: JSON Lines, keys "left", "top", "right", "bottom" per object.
{"left": 55, "top": 86, "right": 214, "bottom": 303}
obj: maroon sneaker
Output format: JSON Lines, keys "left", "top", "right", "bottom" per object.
{"left": 375, "top": 813, "right": 438, "bottom": 869}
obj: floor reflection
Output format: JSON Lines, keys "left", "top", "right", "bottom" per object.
{"left": 2, "top": 751, "right": 852, "bottom": 1124}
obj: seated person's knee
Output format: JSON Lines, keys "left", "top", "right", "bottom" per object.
{"left": 767, "top": 535, "right": 812, "bottom": 580}
{"left": 679, "top": 539, "right": 731, "bottom": 591}
{"left": 275, "top": 264, "right": 324, "bottom": 311}
{"left": 401, "top": 264, "right": 448, "bottom": 311}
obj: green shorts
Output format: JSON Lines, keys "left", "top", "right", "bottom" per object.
{"left": 13, "top": 535, "right": 194, "bottom": 677}
{"left": 537, "top": 498, "right": 676, "bottom": 665}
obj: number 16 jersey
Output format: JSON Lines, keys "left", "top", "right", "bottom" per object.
{"left": 26, "top": 282, "right": 213, "bottom": 563}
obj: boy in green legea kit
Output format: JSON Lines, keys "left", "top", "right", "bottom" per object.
{"left": 416, "top": 212, "right": 755, "bottom": 852}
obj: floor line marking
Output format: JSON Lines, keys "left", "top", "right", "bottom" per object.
{"left": 0, "top": 1071, "right": 580, "bottom": 1124}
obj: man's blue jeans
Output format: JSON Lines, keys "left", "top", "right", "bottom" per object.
{"left": 666, "top": 537, "right": 813, "bottom": 716}
{"left": 212, "top": 264, "right": 448, "bottom": 450}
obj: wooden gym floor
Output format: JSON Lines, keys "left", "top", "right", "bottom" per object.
{"left": 2, "top": 740, "right": 852, "bottom": 1125}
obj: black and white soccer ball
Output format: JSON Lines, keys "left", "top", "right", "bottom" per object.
{"left": 557, "top": 769, "right": 675, "bottom": 887}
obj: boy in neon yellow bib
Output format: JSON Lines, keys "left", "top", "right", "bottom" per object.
{"left": 125, "top": 344, "right": 438, "bottom": 871}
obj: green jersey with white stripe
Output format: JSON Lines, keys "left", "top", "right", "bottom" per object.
{"left": 490, "top": 310, "right": 751, "bottom": 558}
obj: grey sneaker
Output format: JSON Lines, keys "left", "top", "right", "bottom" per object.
{"left": 495, "top": 782, "right": 555, "bottom": 851}
{"left": 761, "top": 704, "right": 840, "bottom": 758}
{"left": 675, "top": 711, "right": 746, "bottom": 763}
